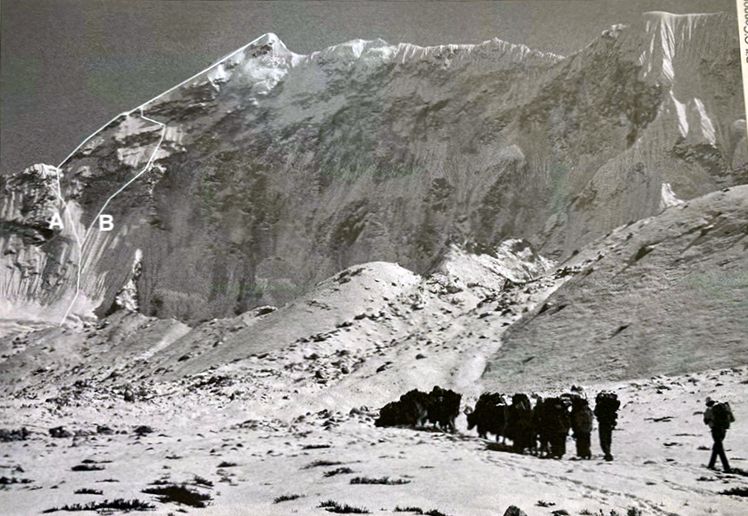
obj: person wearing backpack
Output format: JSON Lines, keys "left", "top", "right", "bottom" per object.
{"left": 545, "top": 397, "right": 571, "bottom": 459}
{"left": 703, "top": 397, "right": 734, "bottom": 473}
{"left": 594, "top": 391, "right": 620, "bottom": 461}
{"left": 508, "top": 393, "right": 534, "bottom": 454}
{"left": 532, "top": 396, "right": 549, "bottom": 457}
{"left": 571, "top": 396, "right": 594, "bottom": 459}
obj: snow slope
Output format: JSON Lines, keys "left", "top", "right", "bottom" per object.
{"left": 0, "top": 240, "right": 554, "bottom": 411}
{"left": 485, "top": 185, "right": 748, "bottom": 392}
{"left": 1, "top": 360, "right": 746, "bottom": 515}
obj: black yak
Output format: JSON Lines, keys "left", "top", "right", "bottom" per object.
{"left": 426, "top": 386, "right": 461, "bottom": 432}
{"left": 374, "top": 389, "right": 430, "bottom": 428}
{"left": 465, "top": 392, "right": 508, "bottom": 441}
{"left": 375, "top": 386, "right": 461, "bottom": 432}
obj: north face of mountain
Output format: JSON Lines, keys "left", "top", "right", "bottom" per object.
{"left": 1, "top": 12, "right": 744, "bottom": 323}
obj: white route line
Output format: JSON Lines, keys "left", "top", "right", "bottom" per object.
{"left": 80, "top": 111, "right": 166, "bottom": 249}
{"left": 133, "top": 32, "right": 271, "bottom": 110}
{"left": 56, "top": 109, "right": 166, "bottom": 326}
{"left": 53, "top": 32, "right": 272, "bottom": 326}
{"left": 54, "top": 167, "right": 83, "bottom": 326}
{"left": 53, "top": 110, "right": 139, "bottom": 326}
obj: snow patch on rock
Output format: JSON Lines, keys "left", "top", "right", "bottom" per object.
{"left": 659, "top": 182, "right": 684, "bottom": 210}
{"left": 112, "top": 249, "right": 143, "bottom": 313}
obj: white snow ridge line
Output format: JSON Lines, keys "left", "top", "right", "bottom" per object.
{"left": 133, "top": 32, "right": 272, "bottom": 110}
{"left": 56, "top": 109, "right": 167, "bottom": 326}
{"left": 52, "top": 33, "right": 273, "bottom": 325}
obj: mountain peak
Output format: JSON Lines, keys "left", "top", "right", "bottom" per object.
{"left": 249, "top": 32, "right": 288, "bottom": 51}
{"left": 586, "top": 10, "right": 736, "bottom": 85}
{"left": 3, "top": 13, "right": 743, "bottom": 324}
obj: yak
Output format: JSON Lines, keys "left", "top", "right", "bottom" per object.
{"left": 506, "top": 392, "right": 534, "bottom": 453}
{"left": 375, "top": 386, "right": 462, "bottom": 432}
{"left": 426, "top": 386, "right": 461, "bottom": 432}
{"left": 465, "top": 392, "right": 508, "bottom": 442}
{"left": 374, "top": 389, "right": 430, "bottom": 428}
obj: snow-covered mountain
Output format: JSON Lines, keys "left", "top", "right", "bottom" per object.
{"left": 1, "top": 11, "right": 744, "bottom": 324}
{"left": 2, "top": 11, "right": 748, "bottom": 515}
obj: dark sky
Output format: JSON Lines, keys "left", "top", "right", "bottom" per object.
{"left": 0, "top": 0, "right": 736, "bottom": 175}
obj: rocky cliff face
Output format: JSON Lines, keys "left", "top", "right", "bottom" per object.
{"left": 1, "top": 12, "right": 745, "bottom": 323}
{"left": 0, "top": 165, "right": 81, "bottom": 321}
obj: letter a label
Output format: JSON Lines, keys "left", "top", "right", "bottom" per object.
{"left": 99, "top": 214, "right": 114, "bottom": 232}
{"left": 48, "top": 211, "right": 64, "bottom": 230}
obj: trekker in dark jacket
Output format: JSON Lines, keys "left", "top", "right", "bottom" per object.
{"left": 594, "top": 391, "right": 620, "bottom": 461}
{"left": 546, "top": 397, "right": 571, "bottom": 458}
{"left": 507, "top": 393, "right": 533, "bottom": 453}
{"left": 532, "top": 396, "right": 548, "bottom": 457}
{"left": 571, "top": 396, "right": 594, "bottom": 459}
{"left": 703, "top": 397, "right": 734, "bottom": 473}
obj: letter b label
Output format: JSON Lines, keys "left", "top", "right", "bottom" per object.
{"left": 99, "top": 214, "right": 114, "bottom": 232}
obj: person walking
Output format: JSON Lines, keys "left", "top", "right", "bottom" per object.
{"left": 703, "top": 397, "right": 734, "bottom": 473}
{"left": 546, "top": 397, "right": 571, "bottom": 459}
{"left": 508, "top": 393, "right": 533, "bottom": 454}
{"left": 571, "top": 396, "right": 594, "bottom": 459}
{"left": 532, "top": 396, "right": 548, "bottom": 457}
{"left": 594, "top": 391, "right": 620, "bottom": 461}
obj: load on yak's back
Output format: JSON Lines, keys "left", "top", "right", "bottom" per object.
{"left": 465, "top": 392, "right": 509, "bottom": 441}
{"left": 374, "top": 386, "right": 624, "bottom": 461}
{"left": 374, "top": 386, "right": 462, "bottom": 432}
{"left": 375, "top": 383, "right": 738, "bottom": 472}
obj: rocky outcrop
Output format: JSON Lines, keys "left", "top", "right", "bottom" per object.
{"left": 1, "top": 12, "right": 744, "bottom": 323}
{"left": 0, "top": 165, "right": 82, "bottom": 321}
